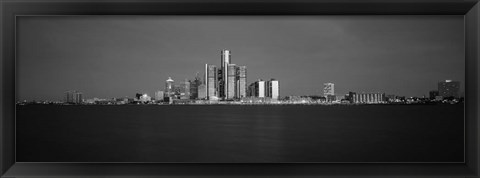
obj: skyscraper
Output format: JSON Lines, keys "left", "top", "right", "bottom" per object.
{"left": 248, "top": 79, "right": 266, "bottom": 98}
{"left": 190, "top": 73, "right": 202, "bottom": 100}
{"left": 165, "top": 77, "right": 174, "bottom": 97}
{"left": 226, "top": 63, "right": 237, "bottom": 100}
{"left": 205, "top": 64, "right": 218, "bottom": 100}
{"left": 221, "top": 50, "right": 231, "bottom": 100}
{"left": 266, "top": 79, "right": 279, "bottom": 100}
{"left": 155, "top": 91, "right": 164, "bottom": 101}
{"left": 205, "top": 50, "right": 248, "bottom": 101}
{"left": 438, "top": 80, "right": 460, "bottom": 98}
{"left": 236, "top": 66, "right": 247, "bottom": 98}
{"left": 323, "top": 83, "right": 334, "bottom": 96}
{"left": 198, "top": 84, "right": 207, "bottom": 99}
{"left": 179, "top": 79, "right": 190, "bottom": 99}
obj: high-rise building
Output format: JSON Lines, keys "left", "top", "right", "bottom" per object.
{"left": 73, "top": 92, "right": 83, "bottom": 103}
{"left": 64, "top": 90, "right": 74, "bottom": 103}
{"left": 179, "top": 79, "right": 190, "bottom": 99}
{"left": 266, "top": 79, "right": 279, "bottom": 100}
{"left": 323, "top": 83, "right": 334, "bottom": 96}
{"left": 190, "top": 73, "right": 202, "bottom": 99}
{"left": 438, "top": 80, "right": 460, "bottom": 98}
{"left": 248, "top": 79, "right": 266, "bottom": 98}
{"left": 165, "top": 77, "right": 174, "bottom": 97}
{"left": 64, "top": 90, "right": 83, "bottom": 104}
{"left": 204, "top": 50, "right": 248, "bottom": 101}
{"left": 221, "top": 50, "right": 231, "bottom": 99}
{"left": 236, "top": 66, "right": 247, "bottom": 98}
{"left": 198, "top": 84, "right": 207, "bottom": 99}
{"left": 226, "top": 64, "right": 237, "bottom": 100}
{"left": 173, "top": 84, "right": 181, "bottom": 96}
{"left": 217, "top": 68, "right": 224, "bottom": 98}
{"left": 205, "top": 64, "right": 218, "bottom": 100}
{"left": 155, "top": 91, "right": 164, "bottom": 101}
{"left": 258, "top": 80, "right": 265, "bottom": 98}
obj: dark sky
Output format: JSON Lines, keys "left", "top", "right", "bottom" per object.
{"left": 17, "top": 16, "right": 464, "bottom": 101}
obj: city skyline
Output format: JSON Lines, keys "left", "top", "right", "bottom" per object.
{"left": 17, "top": 16, "right": 464, "bottom": 101}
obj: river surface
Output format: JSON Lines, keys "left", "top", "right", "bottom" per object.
{"left": 16, "top": 104, "right": 464, "bottom": 162}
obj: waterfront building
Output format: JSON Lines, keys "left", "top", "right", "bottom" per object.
{"left": 247, "top": 83, "right": 254, "bottom": 97}
{"left": 173, "top": 84, "right": 181, "bottom": 96}
{"left": 204, "top": 50, "right": 248, "bottom": 101}
{"left": 257, "top": 80, "right": 265, "bottom": 98}
{"left": 323, "top": 83, "right": 334, "bottom": 96}
{"left": 326, "top": 95, "right": 336, "bottom": 102}
{"left": 266, "top": 79, "right": 279, "bottom": 100}
{"left": 64, "top": 90, "right": 83, "bottom": 104}
{"left": 217, "top": 68, "right": 224, "bottom": 98}
{"left": 198, "top": 84, "right": 206, "bottom": 99}
{"left": 155, "top": 91, "right": 164, "bottom": 102}
{"left": 165, "top": 77, "right": 175, "bottom": 97}
{"left": 438, "top": 80, "right": 460, "bottom": 98}
{"left": 226, "top": 64, "right": 237, "bottom": 100}
{"left": 64, "top": 91, "right": 73, "bottom": 103}
{"left": 236, "top": 66, "right": 247, "bottom": 98}
{"left": 221, "top": 50, "right": 231, "bottom": 100}
{"left": 429, "top": 90, "right": 439, "bottom": 100}
{"left": 349, "top": 92, "right": 386, "bottom": 104}
{"left": 205, "top": 64, "right": 218, "bottom": 100}
{"left": 179, "top": 79, "right": 190, "bottom": 99}
{"left": 190, "top": 73, "right": 202, "bottom": 99}
{"left": 248, "top": 79, "right": 266, "bottom": 98}
{"left": 73, "top": 92, "right": 83, "bottom": 103}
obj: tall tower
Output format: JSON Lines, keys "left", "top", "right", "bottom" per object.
{"left": 226, "top": 63, "right": 237, "bottom": 99}
{"left": 221, "top": 50, "right": 231, "bottom": 99}
{"left": 236, "top": 66, "right": 247, "bottom": 98}
{"left": 165, "top": 77, "right": 174, "bottom": 97}
{"left": 205, "top": 64, "right": 218, "bottom": 100}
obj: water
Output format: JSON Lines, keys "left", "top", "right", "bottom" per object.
{"left": 16, "top": 104, "right": 464, "bottom": 162}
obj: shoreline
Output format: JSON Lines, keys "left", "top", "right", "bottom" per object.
{"left": 16, "top": 102, "right": 463, "bottom": 106}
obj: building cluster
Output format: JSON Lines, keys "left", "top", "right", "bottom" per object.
{"left": 282, "top": 80, "right": 462, "bottom": 105}
{"left": 63, "top": 90, "right": 83, "bottom": 104}
{"left": 153, "top": 49, "right": 280, "bottom": 104}
{"left": 202, "top": 50, "right": 248, "bottom": 101}
{"left": 54, "top": 79, "right": 461, "bottom": 105}
{"left": 247, "top": 79, "right": 279, "bottom": 99}
{"left": 47, "top": 53, "right": 462, "bottom": 106}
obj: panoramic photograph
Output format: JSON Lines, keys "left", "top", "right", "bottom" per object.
{"left": 16, "top": 16, "right": 464, "bottom": 162}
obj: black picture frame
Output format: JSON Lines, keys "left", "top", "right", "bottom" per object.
{"left": 1, "top": 0, "right": 479, "bottom": 177}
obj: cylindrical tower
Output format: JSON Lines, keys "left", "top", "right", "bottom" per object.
{"left": 165, "top": 77, "right": 174, "bottom": 97}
